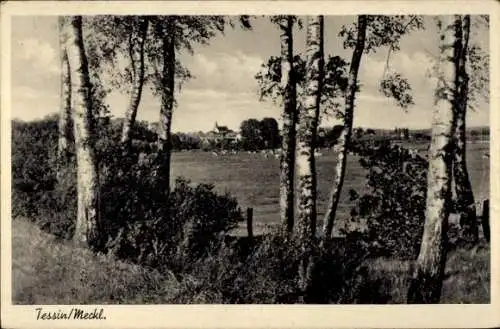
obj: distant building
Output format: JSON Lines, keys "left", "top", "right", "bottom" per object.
{"left": 148, "top": 122, "right": 159, "bottom": 133}
{"left": 203, "top": 122, "right": 240, "bottom": 144}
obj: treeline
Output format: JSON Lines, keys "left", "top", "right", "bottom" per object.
{"left": 83, "top": 117, "right": 346, "bottom": 152}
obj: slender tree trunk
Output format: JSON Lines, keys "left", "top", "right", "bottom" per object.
{"left": 453, "top": 15, "right": 478, "bottom": 244}
{"left": 121, "top": 17, "right": 149, "bottom": 150}
{"left": 296, "top": 16, "right": 324, "bottom": 302}
{"left": 57, "top": 17, "right": 73, "bottom": 166}
{"left": 321, "top": 15, "right": 367, "bottom": 243}
{"left": 65, "top": 16, "right": 101, "bottom": 250}
{"left": 278, "top": 16, "right": 297, "bottom": 235}
{"left": 156, "top": 18, "right": 175, "bottom": 197}
{"left": 407, "top": 16, "right": 458, "bottom": 303}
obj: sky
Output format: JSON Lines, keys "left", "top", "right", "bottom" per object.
{"left": 10, "top": 15, "right": 490, "bottom": 133}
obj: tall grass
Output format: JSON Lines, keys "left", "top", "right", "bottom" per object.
{"left": 12, "top": 217, "right": 489, "bottom": 304}
{"left": 12, "top": 218, "right": 180, "bottom": 304}
{"left": 362, "top": 242, "right": 490, "bottom": 304}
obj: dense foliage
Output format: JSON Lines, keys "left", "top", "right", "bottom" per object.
{"left": 12, "top": 116, "right": 244, "bottom": 270}
{"left": 347, "top": 141, "right": 427, "bottom": 259}
{"left": 347, "top": 140, "right": 469, "bottom": 259}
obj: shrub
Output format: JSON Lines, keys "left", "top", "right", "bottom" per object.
{"left": 95, "top": 138, "right": 244, "bottom": 270}
{"left": 347, "top": 141, "right": 427, "bottom": 259}
{"left": 228, "top": 234, "right": 301, "bottom": 303}
{"left": 11, "top": 118, "right": 59, "bottom": 213}
{"left": 36, "top": 164, "right": 77, "bottom": 240}
{"left": 174, "top": 232, "right": 373, "bottom": 304}
{"left": 348, "top": 140, "right": 468, "bottom": 258}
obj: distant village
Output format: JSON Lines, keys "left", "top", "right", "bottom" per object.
{"left": 141, "top": 120, "right": 489, "bottom": 151}
{"left": 93, "top": 117, "right": 491, "bottom": 153}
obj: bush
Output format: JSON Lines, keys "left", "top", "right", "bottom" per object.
{"left": 347, "top": 141, "right": 427, "bottom": 259}
{"left": 172, "top": 232, "right": 373, "bottom": 304}
{"left": 11, "top": 116, "right": 76, "bottom": 238}
{"left": 348, "top": 141, "right": 467, "bottom": 259}
{"left": 11, "top": 117, "right": 59, "bottom": 216}
{"left": 95, "top": 138, "right": 244, "bottom": 270}
{"left": 103, "top": 172, "right": 244, "bottom": 271}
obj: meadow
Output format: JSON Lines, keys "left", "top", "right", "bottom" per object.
{"left": 170, "top": 141, "right": 490, "bottom": 236}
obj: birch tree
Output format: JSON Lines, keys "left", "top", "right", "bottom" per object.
{"left": 296, "top": 15, "right": 324, "bottom": 301}
{"left": 84, "top": 16, "right": 150, "bottom": 151}
{"left": 119, "top": 17, "right": 149, "bottom": 148}
{"left": 407, "top": 16, "right": 459, "bottom": 303}
{"left": 64, "top": 16, "right": 102, "bottom": 249}
{"left": 146, "top": 16, "right": 232, "bottom": 196}
{"left": 321, "top": 15, "right": 422, "bottom": 243}
{"left": 452, "top": 15, "right": 490, "bottom": 244}
{"left": 275, "top": 16, "right": 298, "bottom": 235}
{"left": 57, "top": 17, "right": 73, "bottom": 165}
{"left": 321, "top": 15, "right": 367, "bottom": 244}
{"left": 153, "top": 17, "right": 176, "bottom": 194}
{"left": 452, "top": 15, "right": 478, "bottom": 243}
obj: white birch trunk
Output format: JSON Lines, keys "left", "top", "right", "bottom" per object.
{"left": 121, "top": 17, "right": 149, "bottom": 149}
{"left": 65, "top": 16, "right": 101, "bottom": 250}
{"left": 296, "top": 16, "right": 324, "bottom": 302}
{"left": 407, "top": 16, "right": 458, "bottom": 303}
{"left": 278, "top": 16, "right": 297, "bottom": 235}
{"left": 57, "top": 17, "right": 73, "bottom": 164}
{"left": 321, "top": 15, "right": 367, "bottom": 243}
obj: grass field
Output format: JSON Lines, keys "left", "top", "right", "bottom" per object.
{"left": 170, "top": 141, "right": 490, "bottom": 235}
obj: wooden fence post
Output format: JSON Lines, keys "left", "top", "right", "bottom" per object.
{"left": 246, "top": 207, "right": 253, "bottom": 241}
{"left": 481, "top": 199, "right": 490, "bottom": 242}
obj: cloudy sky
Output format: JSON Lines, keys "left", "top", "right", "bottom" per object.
{"left": 11, "top": 15, "right": 489, "bottom": 133}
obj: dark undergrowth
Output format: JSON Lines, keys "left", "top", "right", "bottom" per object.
{"left": 11, "top": 117, "right": 490, "bottom": 304}
{"left": 12, "top": 218, "right": 490, "bottom": 304}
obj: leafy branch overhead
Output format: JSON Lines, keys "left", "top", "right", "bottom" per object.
{"left": 340, "top": 15, "right": 424, "bottom": 110}
{"left": 420, "top": 16, "right": 488, "bottom": 113}
{"left": 339, "top": 15, "right": 424, "bottom": 53}
{"left": 379, "top": 72, "right": 414, "bottom": 109}
{"left": 84, "top": 15, "right": 250, "bottom": 96}
{"left": 255, "top": 54, "right": 350, "bottom": 118}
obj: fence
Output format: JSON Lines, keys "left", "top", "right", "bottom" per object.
{"left": 481, "top": 199, "right": 490, "bottom": 242}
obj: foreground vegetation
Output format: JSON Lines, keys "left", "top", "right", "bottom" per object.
{"left": 12, "top": 217, "right": 489, "bottom": 304}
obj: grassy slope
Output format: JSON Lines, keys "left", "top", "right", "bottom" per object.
{"left": 364, "top": 243, "right": 490, "bottom": 303}
{"left": 12, "top": 218, "right": 181, "bottom": 305}
{"left": 12, "top": 218, "right": 490, "bottom": 304}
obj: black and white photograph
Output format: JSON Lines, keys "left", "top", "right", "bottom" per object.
{"left": 1, "top": 1, "right": 499, "bottom": 328}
